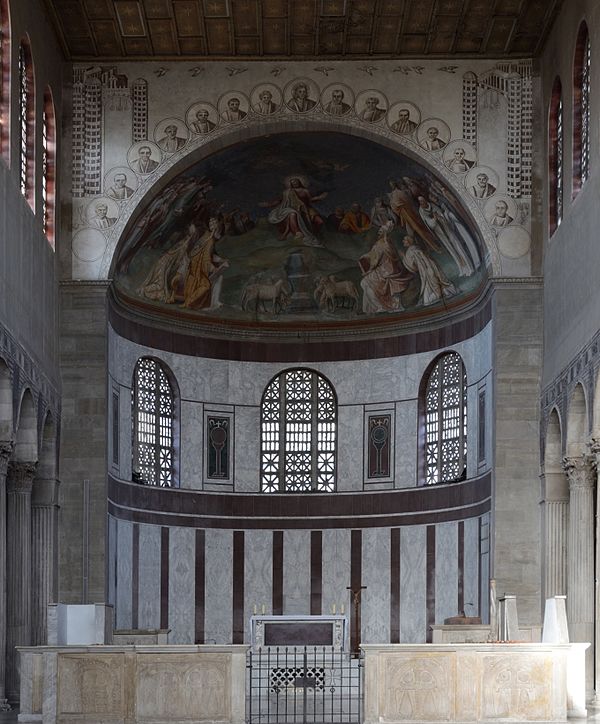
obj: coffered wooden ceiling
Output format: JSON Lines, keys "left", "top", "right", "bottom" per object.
{"left": 44, "top": 0, "right": 563, "bottom": 60}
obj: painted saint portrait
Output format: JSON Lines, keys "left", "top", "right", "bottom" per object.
{"left": 114, "top": 133, "right": 487, "bottom": 328}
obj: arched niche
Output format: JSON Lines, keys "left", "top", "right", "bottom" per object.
{"left": 37, "top": 411, "right": 57, "bottom": 480}
{"left": 108, "top": 129, "right": 494, "bottom": 339}
{"left": 0, "top": 357, "right": 12, "bottom": 441}
{"left": 566, "top": 383, "right": 589, "bottom": 458}
{"left": 544, "top": 407, "right": 568, "bottom": 500}
{"left": 15, "top": 389, "right": 38, "bottom": 463}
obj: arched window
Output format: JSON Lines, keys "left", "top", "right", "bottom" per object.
{"left": 132, "top": 357, "right": 177, "bottom": 487}
{"left": 18, "top": 38, "right": 35, "bottom": 207}
{"left": 421, "top": 352, "right": 467, "bottom": 485}
{"left": 549, "top": 76, "right": 563, "bottom": 235}
{"left": 42, "top": 87, "right": 56, "bottom": 247}
{"left": 261, "top": 369, "right": 336, "bottom": 493}
{"left": 0, "top": 0, "right": 10, "bottom": 161}
{"left": 573, "top": 21, "right": 591, "bottom": 196}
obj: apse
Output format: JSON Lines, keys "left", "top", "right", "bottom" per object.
{"left": 113, "top": 132, "right": 488, "bottom": 333}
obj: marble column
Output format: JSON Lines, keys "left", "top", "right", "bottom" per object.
{"left": 541, "top": 471, "right": 569, "bottom": 600}
{"left": 589, "top": 438, "right": 600, "bottom": 701}
{"left": 5, "top": 460, "right": 36, "bottom": 703}
{"left": 0, "top": 442, "right": 13, "bottom": 711}
{"left": 563, "top": 454, "right": 595, "bottom": 696}
{"left": 31, "top": 477, "right": 60, "bottom": 645}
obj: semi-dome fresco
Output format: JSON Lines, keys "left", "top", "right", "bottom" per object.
{"left": 113, "top": 132, "right": 488, "bottom": 327}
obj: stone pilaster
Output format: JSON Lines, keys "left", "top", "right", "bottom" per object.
{"left": 563, "top": 454, "right": 595, "bottom": 696}
{"left": 0, "top": 442, "right": 13, "bottom": 711}
{"left": 5, "top": 460, "right": 36, "bottom": 703}
{"left": 31, "top": 478, "right": 60, "bottom": 646}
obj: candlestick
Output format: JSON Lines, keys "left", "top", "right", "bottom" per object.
{"left": 261, "top": 604, "right": 265, "bottom": 615}
{"left": 253, "top": 604, "right": 257, "bottom": 615}
{"left": 341, "top": 603, "right": 344, "bottom": 615}
{"left": 332, "top": 603, "right": 336, "bottom": 614}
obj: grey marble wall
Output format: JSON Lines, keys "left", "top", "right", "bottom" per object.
{"left": 138, "top": 523, "right": 161, "bottom": 630}
{"left": 115, "top": 519, "right": 132, "bottom": 629}
{"left": 399, "top": 525, "right": 427, "bottom": 643}
{"left": 361, "top": 528, "right": 390, "bottom": 644}
{"left": 168, "top": 527, "right": 196, "bottom": 643}
{"left": 108, "top": 513, "right": 486, "bottom": 647}
{"left": 283, "top": 530, "right": 311, "bottom": 614}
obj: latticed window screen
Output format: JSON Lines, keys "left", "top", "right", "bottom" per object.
{"left": 425, "top": 353, "right": 467, "bottom": 485}
{"left": 581, "top": 37, "right": 591, "bottom": 184}
{"left": 261, "top": 369, "right": 336, "bottom": 492}
{"left": 18, "top": 44, "right": 28, "bottom": 197}
{"left": 555, "top": 96, "right": 563, "bottom": 228}
{"left": 132, "top": 358, "right": 175, "bottom": 487}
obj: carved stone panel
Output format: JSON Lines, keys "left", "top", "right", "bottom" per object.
{"left": 57, "top": 654, "right": 125, "bottom": 717}
{"left": 481, "top": 654, "right": 552, "bottom": 721}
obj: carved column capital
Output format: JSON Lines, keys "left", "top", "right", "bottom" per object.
{"left": 7, "top": 461, "right": 37, "bottom": 494}
{"left": 0, "top": 441, "right": 14, "bottom": 478}
{"left": 589, "top": 437, "right": 600, "bottom": 467}
{"left": 562, "top": 455, "right": 595, "bottom": 490}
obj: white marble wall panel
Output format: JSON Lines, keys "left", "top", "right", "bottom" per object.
{"left": 400, "top": 525, "right": 426, "bottom": 643}
{"left": 322, "top": 529, "right": 351, "bottom": 615}
{"left": 283, "top": 530, "right": 311, "bottom": 614}
{"left": 361, "top": 528, "right": 390, "bottom": 644}
{"left": 435, "top": 522, "right": 459, "bottom": 624}
{"left": 168, "top": 527, "right": 196, "bottom": 643}
{"left": 118, "top": 383, "right": 132, "bottom": 481}
{"left": 395, "top": 399, "right": 418, "bottom": 488}
{"left": 205, "top": 529, "right": 233, "bottom": 643}
{"left": 108, "top": 323, "right": 492, "bottom": 413}
{"left": 463, "top": 517, "right": 480, "bottom": 618}
{"left": 107, "top": 515, "right": 117, "bottom": 607}
{"left": 338, "top": 405, "right": 363, "bottom": 491}
{"left": 138, "top": 523, "right": 161, "bottom": 630}
{"left": 115, "top": 519, "right": 133, "bottom": 629}
{"left": 466, "top": 384, "right": 479, "bottom": 479}
{"left": 180, "top": 400, "right": 203, "bottom": 489}
{"left": 244, "top": 530, "right": 273, "bottom": 640}
{"left": 480, "top": 513, "right": 490, "bottom": 624}
{"left": 235, "top": 406, "right": 260, "bottom": 492}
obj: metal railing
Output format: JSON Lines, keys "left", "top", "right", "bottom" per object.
{"left": 247, "top": 646, "right": 362, "bottom": 724}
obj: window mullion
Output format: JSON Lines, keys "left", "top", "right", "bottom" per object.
{"left": 279, "top": 373, "right": 286, "bottom": 491}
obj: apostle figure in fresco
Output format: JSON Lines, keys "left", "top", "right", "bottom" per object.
{"left": 359, "top": 222, "right": 412, "bottom": 314}
{"left": 387, "top": 180, "right": 441, "bottom": 253}
{"left": 262, "top": 177, "right": 327, "bottom": 246}
{"left": 192, "top": 108, "right": 217, "bottom": 134}
{"left": 417, "top": 196, "right": 474, "bottom": 277}
{"left": 254, "top": 89, "right": 279, "bottom": 115}
{"left": 287, "top": 82, "right": 317, "bottom": 113}
{"left": 130, "top": 145, "right": 160, "bottom": 174}
{"left": 157, "top": 124, "right": 187, "bottom": 153}
{"left": 324, "top": 89, "right": 352, "bottom": 116}
{"left": 138, "top": 222, "right": 199, "bottom": 304}
{"left": 401, "top": 235, "right": 457, "bottom": 307}
{"left": 421, "top": 126, "right": 447, "bottom": 151}
{"left": 489, "top": 200, "right": 514, "bottom": 227}
{"left": 470, "top": 172, "right": 496, "bottom": 199}
{"left": 222, "top": 97, "right": 247, "bottom": 123}
{"left": 390, "top": 108, "right": 418, "bottom": 134}
{"left": 106, "top": 173, "right": 135, "bottom": 200}
{"left": 445, "top": 147, "right": 475, "bottom": 173}
{"left": 339, "top": 203, "right": 371, "bottom": 233}
{"left": 89, "top": 202, "right": 117, "bottom": 230}
{"left": 182, "top": 217, "right": 229, "bottom": 310}
{"left": 359, "top": 96, "right": 386, "bottom": 123}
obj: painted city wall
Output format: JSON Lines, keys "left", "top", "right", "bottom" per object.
{"left": 66, "top": 58, "right": 536, "bottom": 288}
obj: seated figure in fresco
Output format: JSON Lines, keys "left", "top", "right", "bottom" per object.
{"left": 339, "top": 202, "right": 371, "bottom": 234}
{"left": 401, "top": 235, "right": 457, "bottom": 307}
{"left": 262, "top": 177, "right": 327, "bottom": 246}
{"left": 358, "top": 222, "right": 412, "bottom": 314}
{"left": 182, "top": 217, "right": 229, "bottom": 310}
